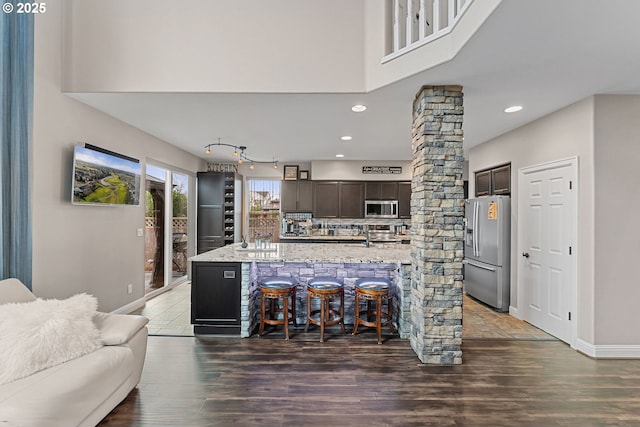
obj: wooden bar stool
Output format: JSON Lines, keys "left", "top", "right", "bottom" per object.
{"left": 352, "top": 278, "right": 394, "bottom": 344}
{"left": 304, "top": 277, "right": 346, "bottom": 342}
{"left": 258, "top": 277, "right": 298, "bottom": 340}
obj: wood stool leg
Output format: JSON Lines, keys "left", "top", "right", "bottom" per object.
{"left": 259, "top": 293, "right": 266, "bottom": 336}
{"left": 376, "top": 295, "right": 383, "bottom": 345}
{"left": 352, "top": 291, "right": 360, "bottom": 336}
{"left": 283, "top": 295, "right": 290, "bottom": 340}
{"left": 319, "top": 295, "right": 326, "bottom": 342}
{"left": 291, "top": 288, "right": 298, "bottom": 327}
{"left": 388, "top": 296, "right": 394, "bottom": 333}
{"left": 304, "top": 291, "right": 311, "bottom": 333}
{"left": 339, "top": 290, "right": 346, "bottom": 334}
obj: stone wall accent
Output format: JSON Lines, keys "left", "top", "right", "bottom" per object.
{"left": 410, "top": 85, "right": 465, "bottom": 364}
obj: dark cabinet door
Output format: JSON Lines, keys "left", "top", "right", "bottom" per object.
{"left": 398, "top": 181, "right": 411, "bottom": 218}
{"left": 475, "top": 170, "right": 491, "bottom": 197}
{"left": 313, "top": 182, "right": 339, "bottom": 218}
{"left": 365, "top": 181, "right": 398, "bottom": 200}
{"left": 281, "top": 181, "right": 298, "bottom": 212}
{"left": 365, "top": 182, "right": 381, "bottom": 199}
{"left": 491, "top": 164, "right": 511, "bottom": 195}
{"left": 379, "top": 182, "right": 399, "bottom": 200}
{"left": 197, "top": 172, "right": 225, "bottom": 253}
{"left": 339, "top": 182, "right": 364, "bottom": 218}
{"left": 197, "top": 205, "right": 224, "bottom": 253}
{"left": 297, "top": 181, "right": 314, "bottom": 211}
{"left": 475, "top": 164, "right": 511, "bottom": 197}
{"left": 282, "top": 180, "right": 314, "bottom": 212}
{"left": 191, "top": 262, "right": 241, "bottom": 334}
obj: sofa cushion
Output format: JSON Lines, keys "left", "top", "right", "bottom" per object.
{"left": 0, "top": 278, "right": 36, "bottom": 305}
{"left": 0, "top": 294, "right": 103, "bottom": 384}
{"left": 0, "top": 345, "right": 134, "bottom": 427}
{"left": 93, "top": 312, "right": 149, "bottom": 345}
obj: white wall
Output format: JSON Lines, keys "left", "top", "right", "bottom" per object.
{"left": 34, "top": 2, "right": 205, "bottom": 312}
{"left": 64, "top": 0, "right": 365, "bottom": 94}
{"left": 593, "top": 95, "right": 640, "bottom": 345}
{"left": 468, "top": 97, "right": 595, "bottom": 344}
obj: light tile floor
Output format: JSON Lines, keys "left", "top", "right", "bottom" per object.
{"left": 133, "top": 281, "right": 555, "bottom": 340}
{"left": 132, "top": 282, "right": 193, "bottom": 336}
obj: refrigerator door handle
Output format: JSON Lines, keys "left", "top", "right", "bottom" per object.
{"left": 463, "top": 260, "right": 497, "bottom": 272}
{"left": 473, "top": 201, "right": 479, "bottom": 257}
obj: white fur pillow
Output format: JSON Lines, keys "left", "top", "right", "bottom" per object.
{"left": 0, "top": 293, "right": 103, "bottom": 384}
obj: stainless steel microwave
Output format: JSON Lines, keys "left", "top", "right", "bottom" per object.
{"left": 364, "top": 200, "right": 398, "bottom": 218}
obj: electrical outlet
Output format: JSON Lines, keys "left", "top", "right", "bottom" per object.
{"left": 127, "top": 284, "right": 133, "bottom": 294}
{"left": 136, "top": 228, "right": 143, "bottom": 237}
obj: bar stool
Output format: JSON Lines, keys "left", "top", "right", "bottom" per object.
{"left": 258, "top": 277, "right": 298, "bottom": 340}
{"left": 304, "top": 277, "right": 346, "bottom": 342}
{"left": 352, "top": 277, "right": 394, "bottom": 344}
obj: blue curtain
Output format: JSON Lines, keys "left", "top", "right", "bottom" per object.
{"left": 0, "top": 6, "right": 33, "bottom": 288}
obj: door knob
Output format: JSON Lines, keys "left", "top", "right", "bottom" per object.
{"left": 522, "top": 252, "right": 530, "bottom": 258}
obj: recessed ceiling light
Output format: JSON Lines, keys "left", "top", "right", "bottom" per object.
{"left": 341, "top": 136, "right": 352, "bottom": 141}
{"left": 336, "top": 154, "right": 345, "bottom": 158}
{"left": 504, "top": 105, "right": 523, "bottom": 113}
{"left": 351, "top": 104, "right": 367, "bottom": 113}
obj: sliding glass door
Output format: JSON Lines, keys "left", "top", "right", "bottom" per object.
{"left": 144, "top": 163, "right": 193, "bottom": 294}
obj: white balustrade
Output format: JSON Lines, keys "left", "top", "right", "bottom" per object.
{"left": 384, "top": 0, "right": 472, "bottom": 63}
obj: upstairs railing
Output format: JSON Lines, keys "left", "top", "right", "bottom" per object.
{"left": 383, "top": 0, "right": 472, "bottom": 63}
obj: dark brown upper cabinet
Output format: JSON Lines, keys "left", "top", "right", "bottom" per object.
{"left": 365, "top": 182, "right": 399, "bottom": 200}
{"left": 474, "top": 163, "right": 511, "bottom": 197}
{"left": 312, "top": 181, "right": 364, "bottom": 218}
{"left": 313, "top": 181, "right": 340, "bottom": 218}
{"left": 339, "top": 182, "right": 364, "bottom": 218}
{"left": 398, "top": 181, "right": 411, "bottom": 218}
{"left": 281, "top": 180, "right": 313, "bottom": 212}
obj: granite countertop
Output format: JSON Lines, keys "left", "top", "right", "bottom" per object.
{"left": 279, "top": 234, "right": 411, "bottom": 242}
{"left": 189, "top": 242, "right": 411, "bottom": 264}
{"left": 279, "top": 235, "right": 366, "bottom": 241}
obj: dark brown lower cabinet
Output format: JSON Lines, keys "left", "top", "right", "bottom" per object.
{"left": 191, "top": 262, "right": 241, "bottom": 335}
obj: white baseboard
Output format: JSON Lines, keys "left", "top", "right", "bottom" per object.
{"left": 575, "top": 338, "right": 640, "bottom": 358}
{"left": 508, "top": 305, "right": 521, "bottom": 319}
{"left": 112, "top": 297, "right": 146, "bottom": 314}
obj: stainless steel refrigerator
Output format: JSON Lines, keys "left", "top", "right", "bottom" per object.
{"left": 463, "top": 196, "right": 510, "bottom": 311}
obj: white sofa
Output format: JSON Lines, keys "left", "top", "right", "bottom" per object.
{"left": 0, "top": 278, "right": 149, "bottom": 427}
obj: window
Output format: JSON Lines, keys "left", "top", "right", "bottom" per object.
{"left": 247, "top": 179, "right": 281, "bottom": 243}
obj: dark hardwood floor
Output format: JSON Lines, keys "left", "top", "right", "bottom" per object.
{"left": 99, "top": 329, "right": 640, "bottom": 427}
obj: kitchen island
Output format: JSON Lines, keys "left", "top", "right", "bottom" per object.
{"left": 188, "top": 242, "right": 412, "bottom": 338}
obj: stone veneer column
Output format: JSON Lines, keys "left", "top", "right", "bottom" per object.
{"left": 410, "top": 85, "right": 465, "bottom": 364}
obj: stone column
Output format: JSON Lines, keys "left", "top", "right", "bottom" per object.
{"left": 410, "top": 85, "right": 464, "bottom": 364}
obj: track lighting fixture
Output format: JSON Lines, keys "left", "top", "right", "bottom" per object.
{"left": 203, "top": 138, "right": 278, "bottom": 168}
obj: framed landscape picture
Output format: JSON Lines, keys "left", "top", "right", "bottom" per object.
{"left": 284, "top": 165, "right": 299, "bottom": 180}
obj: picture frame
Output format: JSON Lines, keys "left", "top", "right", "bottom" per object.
{"left": 283, "top": 165, "right": 299, "bottom": 181}
{"left": 299, "top": 170, "right": 309, "bottom": 180}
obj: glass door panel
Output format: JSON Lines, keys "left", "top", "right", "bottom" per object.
{"left": 145, "top": 164, "right": 167, "bottom": 293}
{"left": 172, "top": 172, "right": 188, "bottom": 282}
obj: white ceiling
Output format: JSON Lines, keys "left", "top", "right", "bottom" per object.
{"left": 68, "top": 1, "right": 640, "bottom": 164}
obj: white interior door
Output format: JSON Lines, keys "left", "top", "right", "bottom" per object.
{"left": 518, "top": 157, "right": 577, "bottom": 344}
